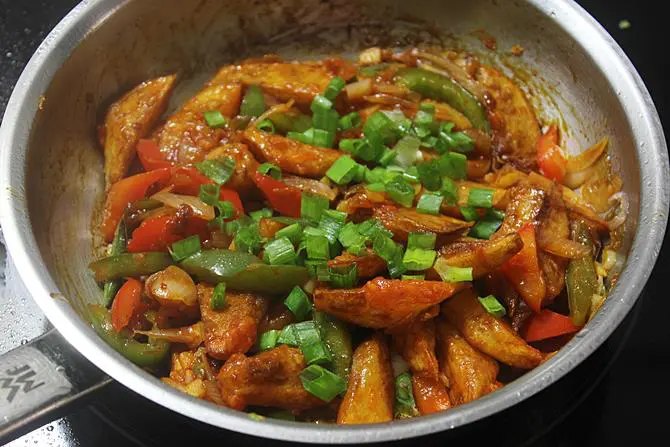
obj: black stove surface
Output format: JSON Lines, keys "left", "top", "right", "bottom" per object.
{"left": 1, "top": 1, "right": 669, "bottom": 446}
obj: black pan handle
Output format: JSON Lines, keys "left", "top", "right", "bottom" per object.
{"left": 0, "top": 328, "right": 111, "bottom": 444}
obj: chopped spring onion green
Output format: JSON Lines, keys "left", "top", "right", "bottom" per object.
{"left": 401, "top": 274, "right": 425, "bottom": 281}
{"left": 338, "top": 222, "right": 367, "bottom": 255}
{"left": 311, "top": 95, "right": 333, "bottom": 113}
{"left": 277, "top": 325, "right": 298, "bottom": 346}
{"left": 467, "top": 188, "right": 495, "bottom": 208}
{"left": 301, "top": 340, "right": 333, "bottom": 366}
{"left": 440, "top": 265, "right": 473, "bottom": 283}
{"left": 328, "top": 264, "right": 357, "bottom": 288}
{"left": 470, "top": 219, "right": 503, "bottom": 240}
{"left": 385, "top": 175, "right": 416, "bottom": 208}
{"left": 416, "top": 193, "right": 443, "bottom": 215}
{"left": 169, "top": 235, "right": 201, "bottom": 262}
{"left": 392, "top": 136, "right": 422, "bottom": 168}
{"left": 303, "top": 227, "right": 331, "bottom": 260}
{"left": 203, "top": 110, "right": 227, "bottom": 128}
{"left": 276, "top": 223, "right": 303, "bottom": 245}
{"left": 364, "top": 111, "right": 397, "bottom": 149}
{"left": 305, "top": 259, "right": 330, "bottom": 281}
{"left": 488, "top": 208, "right": 505, "bottom": 221}
{"left": 402, "top": 248, "right": 437, "bottom": 271}
{"left": 478, "top": 295, "right": 506, "bottom": 318}
{"left": 210, "top": 282, "right": 227, "bottom": 310}
{"left": 240, "top": 85, "right": 266, "bottom": 117}
{"left": 438, "top": 152, "right": 468, "bottom": 180}
{"left": 195, "top": 157, "right": 236, "bottom": 185}
{"left": 284, "top": 286, "right": 313, "bottom": 321}
{"left": 378, "top": 148, "right": 398, "bottom": 167}
{"left": 460, "top": 206, "right": 480, "bottom": 222}
{"left": 250, "top": 208, "right": 273, "bottom": 222}
{"left": 257, "top": 162, "right": 282, "bottom": 180}
{"left": 319, "top": 209, "right": 347, "bottom": 244}
{"left": 255, "top": 119, "right": 275, "bottom": 133}
{"left": 301, "top": 193, "right": 330, "bottom": 224}
{"left": 326, "top": 156, "right": 360, "bottom": 185}
{"left": 394, "top": 372, "right": 419, "bottom": 419}
{"left": 234, "top": 223, "right": 263, "bottom": 255}
{"left": 199, "top": 184, "right": 236, "bottom": 218}
{"left": 407, "top": 232, "right": 436, "bottom": 250}
{"left": 267, "top": 410, "right": 296, "bottom": 421}
{"left": 258, "top": 330, "right": 280, "bottom": 351}
{"left": 441, "top": 177, "right": 458, "bottom": 205}
{"left": 299, "top": 364, "right": 347, "bottom": 401}
{"left": 416, "top": 159, "right": 442, "bottom": 191}
{"left": 339, "top": 112, "right": 362, "bottom": 130}
{"left": 366, "top": 182, "right": 386, "bottom": 193}
{"left": 288, "top": 128, "right": 335, "bottom": 148}
{"left": 293, "top": 320, "right": 332, "bottom": 365}
{"left": 373, "top": 233, "right": 406, "bottom": 277}
{"left": 358, "top": 219, "right": 393, "bottom": 239}
{"left": 324, "top": 76, "right": 346, "bottom": 101}
{"left": 263, "top": 237, "right": 297, "bottom": 265}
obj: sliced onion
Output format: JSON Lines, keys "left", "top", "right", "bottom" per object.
{"left": 562, "top": 167, "right": 593, "bottom": 189}
{"left": 251, "top": 99, "right": 295, "bottom": 128}
{"left": 345, "top": 78, "right": 373, "bottom": 102}
{"left": 565, "top": 137, "right": 608, "bottom": 173}
{"left": 605, "top": 192, "right": 628, "bottom": 230}
{"left": 364, "top": 93, "right": 417, "bottom": 109}
{"left": 151, "top": 189, "right": 215, "bottom": 221}
{"left": 283, "top": 175, "right": 338, "bottom": 200}
{"left": 359, "top": 47, "right": 382, "bottom": 65}
{"left": 145, "top": 265, "right": 199, "bottom": 308}
{"left": 135, "top": 321, "right": 204, "bottom": 349}
{"left": 373, "top": 83, "right": 410, "bottom": 97}
{"left": 538, "top": 237, "right": 590, "bottom": 259}
{"left": 414, "top": 50, "right": 486, "bottom": 99}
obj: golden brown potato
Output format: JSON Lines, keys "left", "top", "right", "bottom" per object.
{"left": 392, "top": 319, "right": 439, "bottom": 379}
{"left": 412, "top": 374, "right": 452, "bottom": 415}
{"left": 313, "top": 278, "right": 467, "bottom": 329}
{"left": 217, "top": 345, "right": 324, "bottom": 411}
{"left": 242, "top": 129, "right": 341, "bottom": 178}
{"left": 372, "top": 205, "right": 472, "bottom": 242}
{"left": 495, "top": 183, "right": 545, "bottom": 236}
{"left": 441, "top": 289, "right": 543, "bottom": 369}
{"left": 155, "top": 83, "right": 242, "bottom": 164}
{"left": 428, "top": 234, "right": 523, "bottom": 280}
{"left": 436, "top": 319, "right": 499, "bottom": 405}
{"left": 484, "top": 272, "right": 533, "bottom": 332}
{"left": 103, "top": 74, "right": 176, "bottom": 186}
{"left": 204, "top": 143, "right": 260, "bottom": 197}
{"left": 327, "top": 249, "right": 387, "bottom": 279}
{"left": 197, "top": 284, "right": 268, "bottom": 360}
{"left": 145, "top": 266, "right": 198, "bottom": 311}
{"left": 337, "top": 334, "right": 394, "bottom": 424}
{"left": 162, "top": 347, "right": 212, "bottom": 399}
{"left": 210, "top": 62, "right": 333, "bottom": 105}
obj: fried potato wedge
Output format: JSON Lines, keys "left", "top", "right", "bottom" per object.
{"left": 210, "top": 62, "right": 333, "bottom": 105}
{"left": 495, "top": 183, "right": 545, "bottom": 236}
{"left": 428, "top": 233, "right": 523, "bottom": 280}
{"left": 314, "top": 278, "right": 467, "bottom": 329}
{"left": 217, "top": 345, "right": 324, "bottom": 411}
{"left": 328, "top": 249, "right": 387, "bottom": 279}
{"left": 392, "top": 319, "right": 439, "bottom": 379}
{"left": 337, "top": 334, "right": 394, "bottom": 424}
{"left": 155, "top": 83, "right": 242, "bottom": 163}
{"left": 412, "top": 374, "right": 452, "bottom": 415}
{"left": 242, "top": 129, "right": 341, "bottom": 178}
{"left": 436, "top": 319, "right": 499, "bottom": 405}
{"left": 373, "top": 204, "right": 472, "bottom": 242}
{"left": 204, "top": 143, "right": 260, "bottom": 196}
{"left": 104, "top": 74, "right": 176, "bottom": 186}
{"left": 441, "top": 289, "right": 543, "bottom": 369}
{"left": 198, "top": 284, "right": 268, "bottom": 360}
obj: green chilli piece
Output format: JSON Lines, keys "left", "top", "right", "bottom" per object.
{"left": 210, "top": 282, "right": 227, "bottom": 310}
{"left": 396, "top": 68, "right": 490, "bottom": 132}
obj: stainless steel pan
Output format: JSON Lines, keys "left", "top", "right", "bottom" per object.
{"left": 0, "top": 0, "right": 667, "bottom": 443}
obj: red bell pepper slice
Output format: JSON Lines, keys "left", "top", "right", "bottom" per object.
{"left": 252, "top": 172, "right": 302, "bottom": 217}
{"left": 111, "top": 278, "right": 143, "bottom": 332}
{"left": 501, "top": 223, "right": 546, "bottom": 313}
{"left": 137, "top": 139, "right": 172, "bottom": 171}
{"left": 102, "top": 168, "right": 172, "bottom": 242}
{"left": 523, "top": 309, "right": 581, "bottom": 343}
{"left": 127, "top": 214, "right": 182, "bottom": 253}
{"left": 536, "top": 124, "right": 567, "bottom": 182}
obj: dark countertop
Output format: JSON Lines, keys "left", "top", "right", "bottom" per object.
{"left": 1, "top": 1, "right": 668, "bottom": 446}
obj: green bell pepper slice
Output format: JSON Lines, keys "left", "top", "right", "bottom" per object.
{"left": 396, "top": 67, "right": 490, "bottom": 132}
{"left": 101, "top": 217, "right": 129, "bottom": 307}
{"left": 179, "top": 249, "right": 309, "bottom": 295}
{"left": 268, "top": 110, "right": 312, "bottom": 135}
{"left": 566, "top": 220, "right": 599, "bottom": 326}
{"left": 314, "top": 311, "right": 353, "bottom": 383}
{"left": 90, "top": 252, "right": 174, "bottom": 282}
{"left": 88, "top": 305, "right": 170, "bottom": 369}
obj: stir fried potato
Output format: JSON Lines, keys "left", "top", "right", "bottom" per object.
{"left": 91, "top": 46, "right": 624, "bottom": 424}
